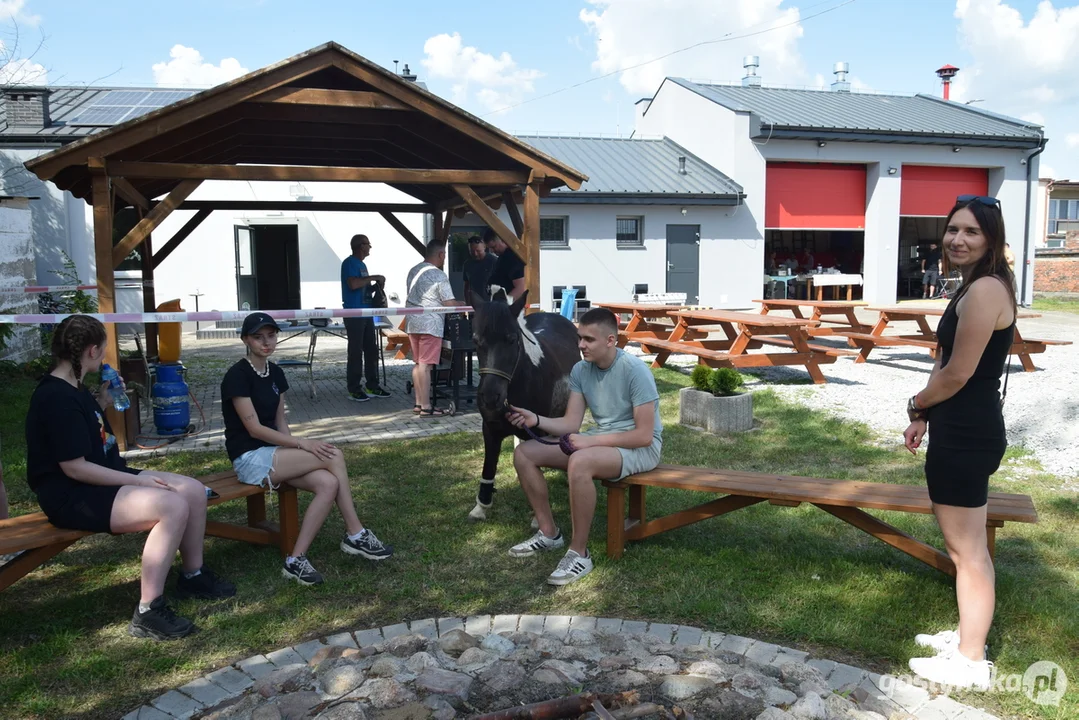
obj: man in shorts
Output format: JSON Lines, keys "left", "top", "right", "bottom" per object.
{"left": 922, "top": 242, "right": 942, "bottom": 299}
{"left": 504, "top": 307, "right": 663, "bottom": 586}
{"left": 404, "top": 239, "right": 466, "bottom": 417}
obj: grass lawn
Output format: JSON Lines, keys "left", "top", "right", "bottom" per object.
{"left": 0, "top": 368, "right": 1076, "bottom": 719}
{"left": 1032, "top": 297, "right": 1079, "bottom": 315}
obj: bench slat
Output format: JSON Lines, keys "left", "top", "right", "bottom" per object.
{"left": 752, "top": 337, "right": 859, "bottom": 356}
{"left": 839, "top": 332, "right": 937, "bottom": 349}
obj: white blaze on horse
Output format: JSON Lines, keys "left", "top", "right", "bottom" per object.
{"left": 469, "top": 289, "right": 580, "bottom": 520}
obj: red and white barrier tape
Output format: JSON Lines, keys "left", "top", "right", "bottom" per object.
{"left": 0, "top": 284, "right": 98, "bottom": 295}
{"left": 0, "top": 306, "right": 472, "bottom": 325}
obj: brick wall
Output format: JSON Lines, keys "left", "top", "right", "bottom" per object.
{"left": 1034, "top": 230, "right": 1079, "bottom": 295}
{"left": 3, "top": 91, "right": 48, "bottom": 128}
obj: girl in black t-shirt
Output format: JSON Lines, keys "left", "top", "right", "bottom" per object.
{"left": 220, "top": 312, "right": 392, "bottom": 587}
{"left": 24, "top": 315, "right": 234, "bottom": 640}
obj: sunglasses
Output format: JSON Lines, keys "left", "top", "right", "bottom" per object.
{"left": 957, "top": 194, "right": 1001, "bottom": 209}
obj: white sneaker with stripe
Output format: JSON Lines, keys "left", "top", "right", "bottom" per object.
{"left": 508, "top": 529, "right": 564, "bottom": 558}
{"left": 546, "top": 549, "right": 593, "bottom": 586}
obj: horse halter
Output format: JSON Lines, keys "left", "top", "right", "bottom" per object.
{"left": 476, "top": 322, "right": 539, "bottom": 382}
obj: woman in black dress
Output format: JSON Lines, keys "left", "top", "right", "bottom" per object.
{"left": 902, "top": 196, "right": 1016, "bottom": 690}
{"left": 25, "top": 315, "right": 234, "bottom": 640}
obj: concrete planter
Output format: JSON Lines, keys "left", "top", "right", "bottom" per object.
{"left": 679, "top": 387, "right": 753, "bottom": 434}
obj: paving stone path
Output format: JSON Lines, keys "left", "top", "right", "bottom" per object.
{"left": 123, "top": 615, "right": 998, "bottom": 720}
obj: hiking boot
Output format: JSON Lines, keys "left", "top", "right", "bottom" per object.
{"left": 175, "top": 566, "right": 237, "bottom": 600}
{"left": 282, "top": 554, "right": 324, "bottom": 586}
{"left": 348, "top": 390, "right": 370, "bottom": 403}
{"left": 365, "top": 385, "right": 391, "bottom": 398}
{"left": 508, "top": 529, "right": 564, "bottom": 558}
{"left": 340, "top": 529, "right": 393, "bottom": 560}
{"left": 547, "top": 549, "right": 594, "bottom": 586}
{"left": 128, "top": 596, "right": 196, "bottom": 641}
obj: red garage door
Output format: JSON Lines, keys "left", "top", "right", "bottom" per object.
{"left": 765, "top": 163, "right": 867, "bottom": 229}
{"left": 900, "top": 166, "right": 989, "bottom": 216}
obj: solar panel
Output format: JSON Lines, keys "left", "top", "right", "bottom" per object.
{"left": 68, "top": 89, "right": 197, "bottom": 126}
{"left": 139, "top": 90, "right": 196, "bottom": 107}
{"left": 68, "top": 107, "right": 135, "bottom": 126}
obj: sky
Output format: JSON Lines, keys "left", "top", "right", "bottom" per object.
{"left": 1, "top": 0, "right": 1076, "bottom": 179}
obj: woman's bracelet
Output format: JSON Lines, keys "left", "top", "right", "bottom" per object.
{"left": 906, "top": 395, "right": 928, "bottom": 422}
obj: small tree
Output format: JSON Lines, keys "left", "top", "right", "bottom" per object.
{"left": 708, "top": 367, "right": 745, "bottom": 396}
{"left": 690, "top": 364, "right": 712, "bottom": 392}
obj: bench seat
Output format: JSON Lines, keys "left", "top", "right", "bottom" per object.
{"left": 0, "top": 471, "right": 299, "bottom": 592}
{"left": 603, "top": 464, "right": 1037, "bottom": 577}
{"left": 381, "top": 326, "right": 411, "bottom": 360}
{"left": 751, "top": 337, "right": 860, "bottom": 357}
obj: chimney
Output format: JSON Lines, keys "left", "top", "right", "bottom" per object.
{"left": 935, "top": 64, "right": 959, "bottom": 100}
{"left": 678, "top": 156, "right": 687, "bottom": 175}
{"left": 831, "top": 62, "right": 850, "bottom": 92}
{"left": 742, "top": 55, "right": 761, "bottom": 87}
{"left": 3, "top": 88, "right": 49, "bottom": 129}
{"left": 400, "top": 63, "right": 417, "bottom": 82}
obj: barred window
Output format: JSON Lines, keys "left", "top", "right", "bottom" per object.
{"left": 616, "top": 217, "right": 643, "bottom": 248}
{"left": 540, "top": 217, "right": 568, "bottom": 248}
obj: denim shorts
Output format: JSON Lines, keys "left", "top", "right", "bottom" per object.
{"left": 233, "top": 446, "right": 280, "bottom": 489}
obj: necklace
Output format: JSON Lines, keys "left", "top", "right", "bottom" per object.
{"left": 245, "top": 357, "right": 270, "bottom": 378}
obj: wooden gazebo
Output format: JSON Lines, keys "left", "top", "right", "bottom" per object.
{"left": 25, "top": 42, "right": 586, "bottom": 444}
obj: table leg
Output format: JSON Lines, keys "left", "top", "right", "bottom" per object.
{"left": 791, "top": 330, "right": 827, "bottom": 384}
{"left": 307, "top": 332, "right": 317, "bottom": 400}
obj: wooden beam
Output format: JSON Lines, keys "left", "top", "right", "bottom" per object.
{"left": 136, "top": 207, "right": 159, "bottom": 358}
{"left": 248, "top": 87, "right": 412, "bottom": 110}
{"left": 503, "top": 191, "right": 524, "bottom": 237}
{"left": 112, "top": 180, "right": 202, "bottom": 267}
{"left": 109, "top": 161, "right": 530, "bottom": 185}
{"left": 440, "top": 211, "right": 454, "bottom": 243}
{"left": 112, "top": 177, "right": 150, "bottom": 210}
{"left": 151, "top": 209, "right": 212, "bottom": 270}
{"left": 522, "top": 181, "right": 541, "bottom": 313}
{"left": 378, "top": 211, "right": 427, "bottom": 256}
{"left": 451, "top": 184, "right": 524, "bottom": 258}
{"left": 92, "top": 174, "right": 125, "bottom": 449}
{"left": 173, "top": 200, "right": 432, "bottom": 213}
{"left": 433, "top": 210, "right": 443, "bottom": 244}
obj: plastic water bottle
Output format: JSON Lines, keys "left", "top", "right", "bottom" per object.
{"left": 100, "top": 364, "right": 131, "bottom": 412}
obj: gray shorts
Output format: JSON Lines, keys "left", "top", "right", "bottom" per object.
{"left": 922, "top": 269, "right": 940, "bottom": 286}
{"left": 614, "top": 440, "right": 662, "bottom": 480}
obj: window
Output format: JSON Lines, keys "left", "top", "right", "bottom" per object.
{"left": 540, "top": 217, "right": 568, "bottom": 248}
{"left": 616, "top": 216, "right": 644, "bottom": 248}
{"left": 1049, "top": 199, "right": 1079, "bottom": 235}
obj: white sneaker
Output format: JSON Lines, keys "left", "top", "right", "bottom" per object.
{"left": 914, "top": 629, "right": 959, "bottom": 654}
{"left": 909, "top": 649, "right": 993, "bottom": 691}
{"left": 547, "top": 549, "right": 594, "bottom": 586}
{"left": 509, "top": 529, "right": 564, "bottom": 558}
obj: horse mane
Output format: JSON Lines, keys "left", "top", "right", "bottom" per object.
{"left": 478, "top": 296, "right": 544, "bottom": 366}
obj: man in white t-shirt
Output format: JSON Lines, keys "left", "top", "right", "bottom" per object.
{"left": 404, "top": 239, "right": 467, "bottom": 417}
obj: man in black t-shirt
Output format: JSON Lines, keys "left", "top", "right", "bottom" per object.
{"left": 462, "top": 234, "right": 498, "bottom": 301}
{"left": 484, "top": 227, "right": 526, "bottom": 300}
{"left": 922, "top": 242, "right": 942, "bottom": 299}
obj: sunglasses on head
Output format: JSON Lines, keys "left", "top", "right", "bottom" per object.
{"left": 957, "top": 194, "right": 1001, "bottom": 209}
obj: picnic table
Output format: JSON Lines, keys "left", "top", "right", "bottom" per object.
{"left": 637, "top": 308, "right": 857, "bottom": 384}
{"left": 596, "top": 301, "right": 683, "bottom": 347}
{"left": 840, "top": 306, "right": 1071, "bottom": 371}
{"left": 755, "top": 298, "right": 871, "bottom": 337}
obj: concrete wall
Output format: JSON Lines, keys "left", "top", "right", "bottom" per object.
{"left": 1034, "top": 230, "right": 1079, "bottom": 295}
{"left": 635, "top": 82, "right": 1042, "bottom": 306}
{"left": 0, "top": 197, "right": 40, "bottom": 362}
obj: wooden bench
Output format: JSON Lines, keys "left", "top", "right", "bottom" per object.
{"left": 381, "top": 319, "right": 411, "bottom": 360}
{"left": 752, "top": 337, "right": 860, "bottom": 357}
{"left": 603, "top": 464, "right": 1037, "bottom": 577}
{"left": 0, "top": 471, "right": 299, "bottom": 592}
{"left": 839, "top": 332, "right": 939, "bottom": 362}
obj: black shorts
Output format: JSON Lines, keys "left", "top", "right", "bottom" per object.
{"left": 36, "top": 482, "right": 125, "bottom": 534}
{"left": 924, "top": 440, "right": 1005, "bottom": 508}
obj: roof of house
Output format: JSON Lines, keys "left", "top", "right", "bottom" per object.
{"left": 0, "top": 87, "right": 200, "bottom": 139}
{"left": 666, "top": 79, "right": 1044, "bottom": 148}
{"left": 518, "top": 135, "right": 743, "bottom": 204}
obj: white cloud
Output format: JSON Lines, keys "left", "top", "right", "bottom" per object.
{"left": 0, "top": 0, "right": 39, "bottom": 24}
{"left": 580, "top": 0, "right": 806, "bottom": 96}
{"left": 1067, "top": 133, "right": 1079, "bottom": 149}
{"left": 151, "top": 45, "right": 249, "bottom": 88}
{"left": 0, "top": 39, "right": 45, "bottom": 84}
{"left": 952, "top": 0, "right": 1079, "bottom": 177}
{"left": 422, "top": 32, "right": 543, "bottom": 114}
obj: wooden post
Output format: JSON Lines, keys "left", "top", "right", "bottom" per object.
{"left": 137, "top": 207, "right": 159, "bottom": 358}
{"left": 91, "top": 173, "right": 125, "bottom": 450}
{"left": 522, "top": 181, "right": 541, "bottom": 313}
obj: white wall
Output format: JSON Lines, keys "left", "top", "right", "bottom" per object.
{"left": 636, "top": 81, "right": 1043, "bottom": 305}
{"left": 0, "top": 197, "right": 41, "bottom": 361}
{"left": 148, "top": 180, "right": 428, "bottom": 321}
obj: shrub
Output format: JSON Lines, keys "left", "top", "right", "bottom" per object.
{"left": 708, "top": 367, "right": 745, "bottom": 397}
{"left": 690, "top": 364, "right": 712, "bottom": 392}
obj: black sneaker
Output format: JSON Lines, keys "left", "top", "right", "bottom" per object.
{"left": 175, "top": 566, "right": 237, "bottom": 600}
{"left": 282, "top": 554, "right": 324, "bottom": 585}
{"left": 128, "top": 596, "right": 196, "bottom": 641}
{"left": 348, "top": 390, "right": 370, "bottom": 403}
{"left": 365, "top": 385, "right": 392, "bottom": 398}
{"left": 340, "top": 529, "right": 393, "bottom": 560}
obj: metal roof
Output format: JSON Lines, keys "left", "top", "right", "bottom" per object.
{"left": 668, "top": 79, "right": 1044, "bottom": 146}
{"left": 518, "top": 135, "right": 743, "bottom": 202}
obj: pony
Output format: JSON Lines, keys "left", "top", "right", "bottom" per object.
{"left": 467, "top": 289, "right": 581, "bottom": 520}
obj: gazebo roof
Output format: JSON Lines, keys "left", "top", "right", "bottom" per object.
{"left": 25, "top": 42, "right": 587, "bottom": 209}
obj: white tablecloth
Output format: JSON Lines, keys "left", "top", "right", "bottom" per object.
{"left": 804, "top": 273, "right": 863, "bottom": 287}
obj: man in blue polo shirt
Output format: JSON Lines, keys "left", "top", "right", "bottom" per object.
{"left": 341, "top": 234, "right": 390, "bottom": 401}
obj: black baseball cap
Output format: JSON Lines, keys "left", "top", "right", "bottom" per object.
{"left": 241, "top": 312, "right": 284, "bottom": 336}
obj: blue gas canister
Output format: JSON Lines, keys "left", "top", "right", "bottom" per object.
{"left": 153, "top": 362, "right": 190, "bottom": 435}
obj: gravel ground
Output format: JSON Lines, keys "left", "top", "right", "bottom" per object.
{"left": 627, "top": 308, "right": 1078, "bottom": 482}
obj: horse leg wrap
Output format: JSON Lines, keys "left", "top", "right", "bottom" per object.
{"left": 469, "top": 479, "right": 496, "bottom": 521}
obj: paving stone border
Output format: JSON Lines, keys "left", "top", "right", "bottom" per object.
{"left": 123, "top": 615, "right": 999, "bottom": 720}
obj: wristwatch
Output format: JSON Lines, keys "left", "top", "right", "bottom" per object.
{"left": 907, "top": 395, "right": 928, "bottom": 423}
